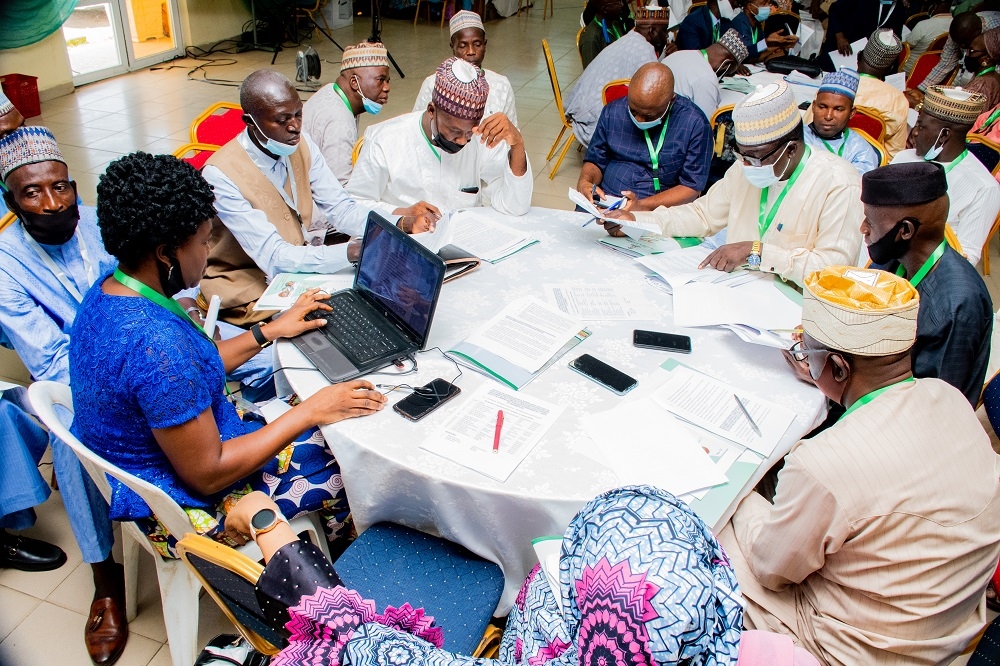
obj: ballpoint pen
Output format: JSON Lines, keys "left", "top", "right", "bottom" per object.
{"left": 493, "top": 410, "right": 504, "bottom": 453}
{"left": 733, "top": 395, "right": 762, "bottom": 437}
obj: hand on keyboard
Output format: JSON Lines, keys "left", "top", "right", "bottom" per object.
{"left": 268, "top": 288, "right": 334, "bottom": 340}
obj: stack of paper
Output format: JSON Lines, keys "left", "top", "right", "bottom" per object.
{"left": 788, "top": 21, "right": 816, "bottom": 57}
{"left": 671, "top": 275, "right": 802, "bottom": 332}
{"left": 420, "top": 383, "right": 564, "bottom": 482}
{"left": 254, "top": 272, "right": 355, "bottom": 312}
{"left": 412, "top": 210, "right": 538, "bottom": 263}
{"left": 598, "top": 235, "right": 699, "bottom": 258}
{"left": 567, "top": 188, "right": 661, "bottom": 239}
{"left": 544, "top": 284, "right": 655, "bottom": 321}
{"left": 784, "top": 70, "right": 821, "bottom": 87}
{"left": 720, "top": 77, "right": 760, "bottom": 94}
{"left": 829, "top": 37, "right": 867, "bottom": 71}
{"left": 635, "top": 246, "right": 755, "bottom": 292}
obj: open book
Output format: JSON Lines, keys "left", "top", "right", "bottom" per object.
{"left": 411, "top": 210, "right": 538, "bottom": 264}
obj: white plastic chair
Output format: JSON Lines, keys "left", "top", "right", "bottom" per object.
{"left": 28, "top": 381, "right": 331, "bottom": 666}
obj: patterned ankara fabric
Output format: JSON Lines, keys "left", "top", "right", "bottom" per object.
{"left": 433, "top": 57, "right": 490, "bottom": 121}
{"left": 0, "top": 126, "right": 64, "bottom": 182}
{"left": 340, "top": 42, "right": 389, "bottom": 72}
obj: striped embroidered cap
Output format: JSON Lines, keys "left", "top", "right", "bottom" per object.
{"left": 340, "top": 42, "right": 389, "bottom": 72}
{"left": 634, "top": 0, "right": 670, "bottom": 24}
{"left": 732, "top": 80, "right": 800, "bottom": 146}
{"left": 449, "top": 10, "right": 485, "bottom": 36}
{"left": 819, "top": 68, "right": 860, "bottom": 102}
{"left": 432, "top": 57, "right": 490, "bottom": 120}
{"left": 717, "top": 28, "right": 749, "bottom": 65}
{"left": 860, "top": 28, "right": 902, "bottom": 70}
{"left": 0, "top": 126, "right": 65, "bottom": 183}
{"left": 921, "top": 85, "right": 988, "bottom": 124}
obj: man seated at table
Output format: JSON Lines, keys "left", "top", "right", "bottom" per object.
{"left": 576, "top": 63, "right": 712, "bottom": 214}
{"left": 902, "top": 2, "right": 952, "bottom": 73}
{"left": 564, "top": 2, "right": 677, "bottom": 148}
{"left": 846, "top": 29, "right": 908, "bottom": 159}
{"left": 863, "top": 162, "right": 993, "bottom": 406}
{"left": 803, "top": 69, "right": 880, "bottom": 175}
{"left": 676, "top": 0, "right": 734, "bottom": 50}
{"left": 348, "top": 57, "right": 531, "bottom": 218}
{"left": 302, "top": 42, "right": 391, "bottom": 186}
{"left": 907, "top": 10, "right": 1000, "bottom": 106}
{"left": 719, "top": 264, "right": 1000, "bottom": 666}
{"left": 661, "top": 28, "right": 750, "bottom": 119}
{"left": 201, "top": 69, "right": 433, "bottom": 327}
{"left": 604, "top": 80, "right": 863, "bottom": 288}
{"left": 730, "top": 0, "right": 798, "bottom": 63}
{"left": 412, "top": 12, "right": 517, "bottom": 126}
{"left": 891, "top": 86, "right": 1000, "bottom": 266}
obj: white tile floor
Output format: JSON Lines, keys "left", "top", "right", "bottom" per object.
{"left": 1, "top": 3, "right": 997, "bottom": 663}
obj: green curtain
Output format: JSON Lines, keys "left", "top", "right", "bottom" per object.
{"left": 0, "top": 0, "right": 79, "bottom": 50}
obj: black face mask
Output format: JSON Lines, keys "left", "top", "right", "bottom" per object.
{"left": 431, "top": 118, "right": 467, "bottom": 154}
{"left": 965, "top": 54, "right": 983, "bottom": 72}
{"left": 14, "top": 202, "right": 81, "bottom": 246}
{"left": 867, "top": 218, "right": 917, "bottom": 265}
{"left": 158, "top": 255, "right": 188, "bottom": 298}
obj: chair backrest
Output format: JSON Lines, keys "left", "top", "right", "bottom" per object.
{"left": 27, "top": 381, "right": 196, "bottom": 541}
{"left": 968, "top": 135, "right": 1000, "bottom": 175}
{"left": 709, "top": 104, "right": 735, "bottom": 158}
{"left": 848, "top": 106, "right": 887, "bottom": 144}
{"left": 852, "top": 127, "right": 888, "bottom": 166}
{"left": 542, "top": 39, "right": 569, "bottom": 122}
{"left": 898, "top": 42, "right": 911, "bottom": 72}
{"left": 927, "top": 31, "right": 949, "bottom": 52}
{"left": 190, "top": 102, "right": 245, "bottom": 146}
{"left": 687, "top": 0, "right": 706, "bottom": 14}
{"left": 0, "top": 211, "right": 16, "bottom": 235}
{"left": 576, "top": 27, "right": 585, "bottom": 64}
{"left": 944, "top": 222, "right": 963, "bottom": 255}
{"left": 176, "top": 535, "right": 282, "bottom": 655}
{"left": 351, "top": 137, "right": 364, "bottom": 166}
{"left": 906, "top": 50, "right": 943, "bottom": 89}
{"left": 904, "top": 11, "right": 928, "bottom": 30}
{"left": 602, "top": 78, "right": 630, "bottom": 105}
{"left": 173, "top": 142, "right": 219, "bottom": 171}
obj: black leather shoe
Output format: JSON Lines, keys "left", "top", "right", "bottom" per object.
{"left": 0, "top": 530, "right": 67, "bottom": 572}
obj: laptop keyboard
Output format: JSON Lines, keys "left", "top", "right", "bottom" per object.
{"left": 305, "top": 293, "right": 406, "bottom": 364}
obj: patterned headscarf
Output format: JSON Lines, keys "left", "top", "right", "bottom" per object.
{"left": 432, "top": 57, "right": 490, "bottom": 120}
{"left": 984, "top": 26, "right": 1000, "bottom": 61}
{"left": 559, "top": 486, "right": 743, "bottom": 666}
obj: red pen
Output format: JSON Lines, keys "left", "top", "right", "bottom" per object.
{"left": 493, "top": 410, "right": 504, "bottom": 453}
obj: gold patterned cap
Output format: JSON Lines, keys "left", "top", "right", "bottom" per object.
{"left": 921, "top": 86, "right": 988, "bottom": 125}
{"left": 802, "top": 266, "right": 919, "bottom": 356}
{"left": 732, "top": 80, "right": 800, "bottom": 146}
{"left": 340, "top": 42, "right": 389, "bottom": 72}
{"left": 634, "top": 0, "right": 670, "bottom": 24}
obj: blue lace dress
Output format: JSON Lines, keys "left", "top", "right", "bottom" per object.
{"left": 69, "top": 272, "right": 350, "bottom": 555}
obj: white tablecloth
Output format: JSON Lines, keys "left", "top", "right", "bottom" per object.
{"left": 276, "top": 206, "right": 827, "bottom": 613}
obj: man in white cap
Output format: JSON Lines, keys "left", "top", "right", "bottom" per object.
{"left": 605, "top": 80, "right": 863, "bottom": 287}
{"left": 719, "top": 265, "right": 1000, "bottom": 665}
{"left": 201, "top": 69, "right": 433, "bottom": 327}
{"left": 891, "top": 85, "right": 1000, "bottom": 265}
{"left": 564, "top": 2, "right": 678, "bottom": 147}
{"left": 848, "top": 28, "right": 908, "bottom": 159}
{"left": 412, "top": 11, "right": 517, "bottom": 125}
{"left": 303, "top": 42, "right": 391, "bottom": 185}
{"left": 661, "top": 27, "right": 749, "bottom": 119}
{"left": 349, "top": 57, "right": 531, "bottom": 217}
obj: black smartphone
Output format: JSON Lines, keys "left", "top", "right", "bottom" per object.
{"left": 633, "top": 329, "right": 692, "bottom": 354}
{"left": 393, "top": 379, "right": 461, "bottom": 421}
{"left": 568, "top": 354, "right": 638, "bottom": 395}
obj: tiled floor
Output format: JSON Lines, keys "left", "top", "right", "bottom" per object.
{"left": 0, "top": 3, "right": 997, "bottom": 664}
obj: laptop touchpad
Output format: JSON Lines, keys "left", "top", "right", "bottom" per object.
{"left": 295, "top": 331, "right": 358, "bottom": 382}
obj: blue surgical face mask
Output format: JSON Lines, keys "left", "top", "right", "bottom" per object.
{"left": 629, "top": 104, "right": 669, "bottom": 130}
{"left": 923, "top": 128, "right": 945, "bottom": 161}
{"left": 753, "top": 4, "right": 771, "bottom": 21}
{"left": 354, "top": 75, "right": 383, "bottom": 115}
{"left": 248, "top": 114, "right": 298, "bottom": 157}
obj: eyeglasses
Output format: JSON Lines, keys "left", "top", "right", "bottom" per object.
{"left": 789, "top": 340, "right": 835, "bottom": 381}
{"left": 730, "top": 141, "right": 789, "bottom": 167}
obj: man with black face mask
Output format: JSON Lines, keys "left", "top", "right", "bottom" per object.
{"left": 863, "top": 161, "right": 993, "bottom": 406}
{"left": 348, "top": 57, "right": 531, "bottom": 217}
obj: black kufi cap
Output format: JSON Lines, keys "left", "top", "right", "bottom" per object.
{"left": 860, "top": 162, "right": 948, "bottom": 206}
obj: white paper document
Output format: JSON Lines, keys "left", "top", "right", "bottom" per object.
{"left": 651, "top": 366, "right": 795, "bottom": 455}
{"left": 672, "top": 278, "right": 802, "bottom": 331}
{"left": 254, "top": 272, "right": 355, "bottom": 311}
{"left": 885, "top": 72, "right": 906, "bottom": 92}
{"left": 582, "top": 398, "right": 727, "bottom": 496}
{"left": 412, "top": 210, "right": 537, "bottom": 262}
{"left": 544, "top": 284, "right": 654, "bottom": 321}
{"left": 829, "top": 38, "right": 867, "bottom": 71}
{"left": 464, "top": 297, "right": 584, "bottom": 373}
{"left": 420, "top": 384, "right": 564, "bottom": 482}
{"left": 789, "top": 21, "right": 816, "bottom": 56}
{"left": 636, "top": 248, "right": 755, "bottom": 292}
{"left": 567, "top": 187, "right": 661, "bottom": 239}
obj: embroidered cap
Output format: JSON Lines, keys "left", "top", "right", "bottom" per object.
{"left": 802, "top": 266, "right": 919, "bottom": 356}
{"left": 985, "top": 26, "right": 1000, "bottom": 59}
{"left": 340, "top": 42, "right": 389, "bottom": 72}
{"left": 0, "top": 126, "right": 65, "bottom": 183}
{"left": 717, "top": 28, "right": 749, "bottom": 65}
{"left": 449, "top": 10, "right": 485, "bottom": 36}
{"left": 860, "top": 28, "right": 902, "bottom": 70}
{"left": 819, "top": 68, "right": 860, "bottom": 102}
{"left": 0, "top": 90, "right": 14, "bottom": 117}
{"left": 861, "top": 161, "right": 948, "bottom": 206}
{"left": 732, "top": 80, "right": 800, "bottom": 146}
{"left": 432, "top": 56, "right": 490, "bottom": 120}
{"left": 921, "top": 85, "right": 988, "bottom": 124}
{"left": 634, "top": 0, "right": 670, "bottom": 24}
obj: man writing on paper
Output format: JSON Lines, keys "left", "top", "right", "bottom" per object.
{"left": 348, "top": 57, "right": 531, "bottom": 217}
{"left": 660, "top": 28, "right": 750, "bottom": 119}
{"left": 576, "top": 63, "right": 713, "bottom": 214}
{"left": 412, "top": 12, "right": 518, "bottom": 125}
{"left": 302, "top": 42, "right": 391, "bottom": 186}
{"left": 201, "top": 69, "right": 434, "bottom": 327}
{"left": 719, "top": 265, "right": 1000, "bottom": 665}
{"left": 605, "top": 80, "right": 864, "bottom": 288}
{"left": 863, "top": 162, "right": 993, "bottom": 406}
{"left": 891, "top": 86, "right": 1000, "bottom": 266}
{"left": 803, "top": 69, "right": 880, "bottom": 175}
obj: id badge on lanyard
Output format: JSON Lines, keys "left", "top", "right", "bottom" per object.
{"left": 278, "top": 160, "right": 325, "bottom": 246}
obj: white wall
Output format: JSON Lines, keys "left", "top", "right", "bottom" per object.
{"left": 0, "top": 31, "right": 75, "bottom": 101}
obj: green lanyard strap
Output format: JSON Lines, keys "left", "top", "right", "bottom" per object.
{"left": 757, "top": 146, "right": 810, "bottom": 239}
{"left": 979, "top": 106, "right": 1000, "bottom": 133}
{"left": 751, "top": 26, "right": 759, "bottom": 44}
{"left": 978, "top": 65, "right": 998, "bottom": 77}
{"left": 419, "top": 116, "right": 441, "bottom": 162}
{"left": 332, "top": 83, "right": 353, "bottom": 113}
{"left": 643, "top": 114, "right": 671, "bottom": 192}
{"left": 112, "top": 268, "right": 213, "bottom": 344}
{"left": 819, "top": 127, "right": 849, "bottom": 157}
{"left": 841, "top": 377, "right": 915, "bottom": 419}
{"left": 943, "top": 149, "right": 968, "bottom": 174}
{"left": 894, "top": 240, "right": 946, "bottom": 288}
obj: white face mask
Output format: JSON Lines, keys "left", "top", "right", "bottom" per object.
{"left": 741, "top": 143, "right": 791, "bottom": 188}
{"left": 923, "top": 128, "right": 946, "bottom": 161}
{"left": 718, "top": 0, "right": 737, "bottom": 19}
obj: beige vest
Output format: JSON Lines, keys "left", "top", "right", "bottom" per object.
{"left": 201, "top": 138, "right": 313, "bottom": 327}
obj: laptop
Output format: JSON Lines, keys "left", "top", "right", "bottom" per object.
{"left": 292, "top": 212, "right": 447, "bottom": 383}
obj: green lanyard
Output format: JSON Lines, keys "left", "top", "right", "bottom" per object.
{"left": 841, "top": 377, "right": 915, "bottom": 419}
{"left": 643, "top": 114, "right": 671, "bottom": 192}
{"left": 700, "top": 48, "right": 709, "bottom": 62}
{"left": 819, "top": 127, "right": 849, "bottom": 157}
{"left": 943, "top": 149, "right": 969, "bottom": 173}
{"left": 419, "top": 116, "right": 441, "bottom": 162}
{"left": 751, "top": 26, "right": 759, "bottom": 44}
{"left": 978, "top": 65, "right": 998, "bottom": 77}
{"left": 112, "top": 268, "right": 213, "bottom": 344}
{"left": 980, "top": 106, "right": 1000, "bottom": 132}
{"left": 894, "top": 239, "right": 946, "bottom": 287}
{"left": 332, "top": 83, "right": 353, "bottom": 113}
{"left": 859, "top": 72, "right": 877, "bottom": 79}
{"left": 757, "top": 146, "right": 810, "bottom": 239}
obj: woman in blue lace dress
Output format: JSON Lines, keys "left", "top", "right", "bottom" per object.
{"left": 68, "top": 152, "right": 387, "bottom": 557}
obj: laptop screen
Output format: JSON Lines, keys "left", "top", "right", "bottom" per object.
{"left": 355, "top": 213, "right": 445, "bottom": 347}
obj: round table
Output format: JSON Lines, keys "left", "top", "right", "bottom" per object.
{"left": 720, "top": 70, "right": 821, "bottom": 108}
{"left": 277, "top": 206, "right": 828, "bottom": 612}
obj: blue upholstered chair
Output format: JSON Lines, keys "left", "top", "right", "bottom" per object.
{"left": 981, "top": 371, "right": 1000, "bottom": 437}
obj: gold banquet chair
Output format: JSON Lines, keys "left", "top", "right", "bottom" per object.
{"left": 542, "top": 39, "right": 577, "bottom": 179}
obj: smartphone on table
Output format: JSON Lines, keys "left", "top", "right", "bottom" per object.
{"left": 568, "top": 354, "right": 638, "bottom": 395}
{"left": 393, "top": 379, "right": 461, "bottom": 421}
{"left": 633, "top": 330, "right": 692, "bottom": 353}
